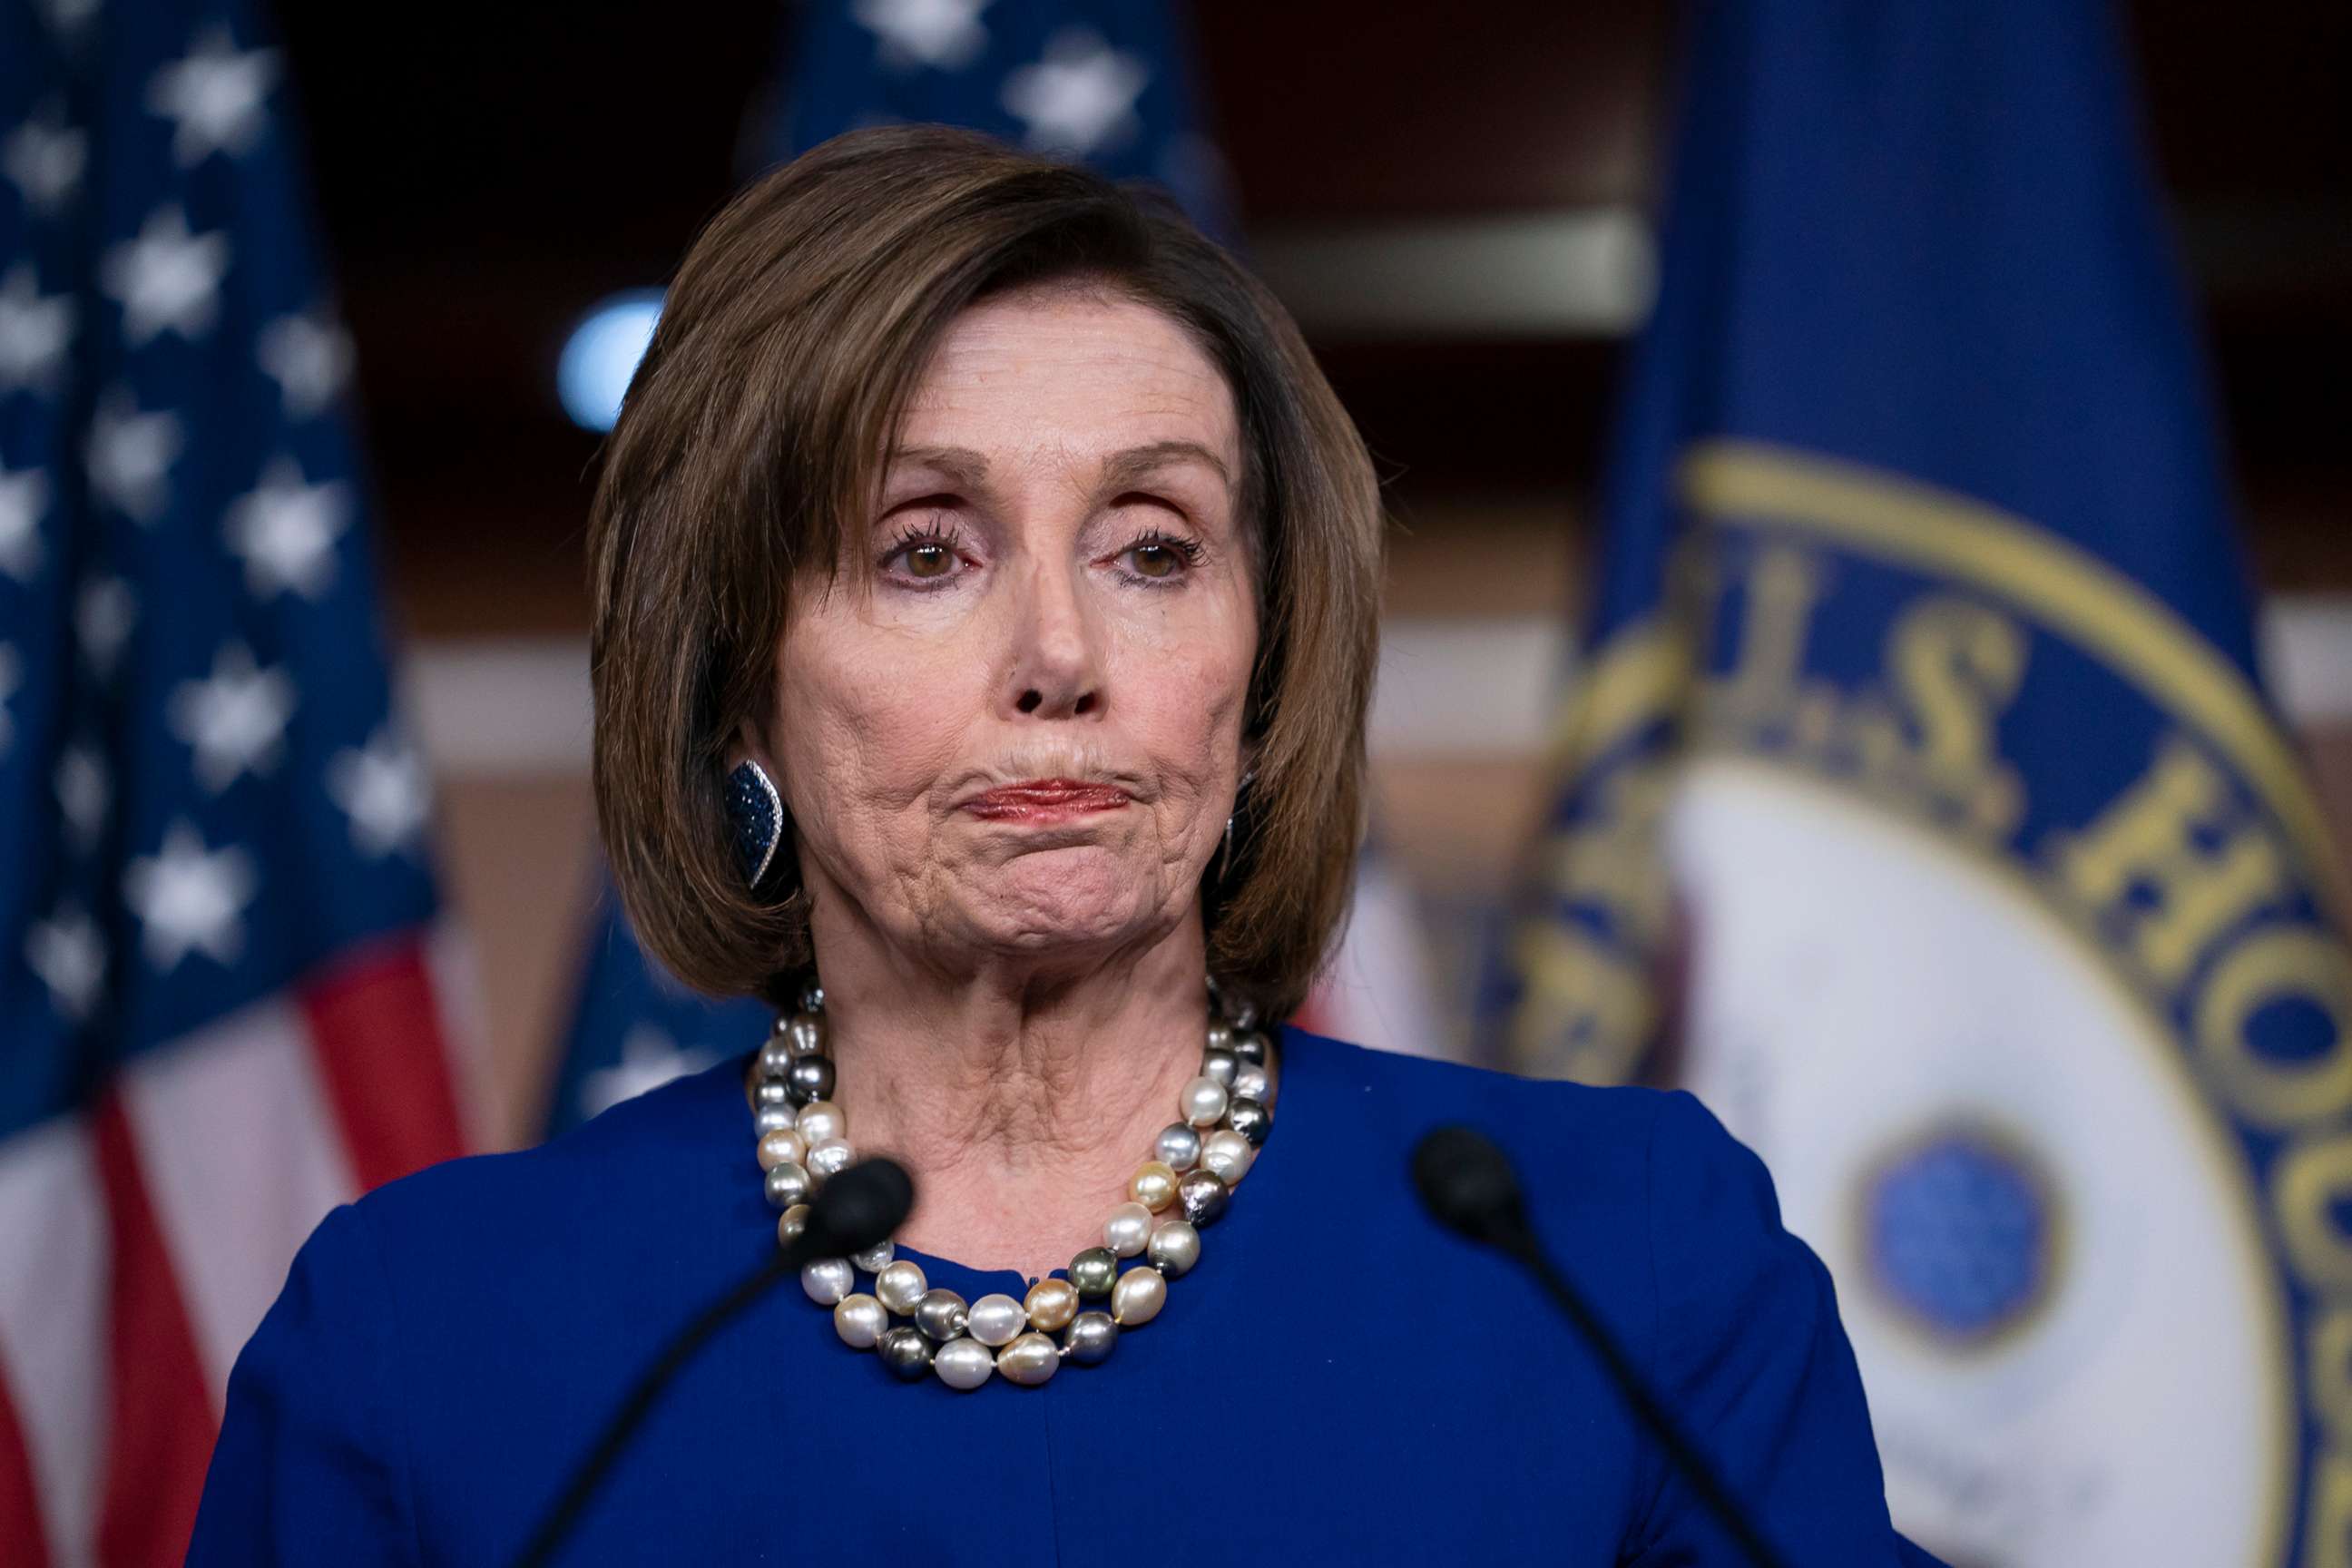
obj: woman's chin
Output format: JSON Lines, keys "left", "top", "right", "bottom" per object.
{"left": 950, "top": 853, "right": 1181, "bottom": 958}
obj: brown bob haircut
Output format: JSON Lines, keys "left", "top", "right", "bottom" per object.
{"left": 588, "top": 124, "right": 1382, "bottom": 1019}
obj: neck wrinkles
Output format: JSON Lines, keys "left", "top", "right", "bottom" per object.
{"left": 809, "top": 911, "right": 1210, "bottom": 1280}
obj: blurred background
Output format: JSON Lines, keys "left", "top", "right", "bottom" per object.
{"left": 3, "top": 0, "right": 2347, "bottom": 1563}
{"left": 286, "top": 1, "right": 2350, "bottom": 1142}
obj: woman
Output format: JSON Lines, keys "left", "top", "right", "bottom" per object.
{"left": 191, "top": 125, "right": 1942, "bottom": 1565}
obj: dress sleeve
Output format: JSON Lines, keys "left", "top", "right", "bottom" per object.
{"left": 185, "top": 1201, "right": 419, "bottom": 1567}
{"left": 1623, "top": 1090, "right": 1935, "bottom": 1567}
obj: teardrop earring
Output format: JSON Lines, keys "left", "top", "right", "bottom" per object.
{"left": 726, "top": 760, "right": 785, "bottom": 888}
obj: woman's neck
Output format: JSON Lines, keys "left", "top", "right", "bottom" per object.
{"left": 810, "top": 915, "right": 1210, "bottom": 1283}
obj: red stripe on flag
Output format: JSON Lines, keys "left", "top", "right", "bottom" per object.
{"left": 0, "top": 1355, "right": 51, "bottom": 1568}
{"left": 300, "top": 933, "right": 468, "bottom": 1192}
{"left": 92, "top": 1096, "right": 212, "bottom": 1568}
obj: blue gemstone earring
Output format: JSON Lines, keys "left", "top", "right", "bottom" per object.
{"left": 726, "top": 760, "right": 785, "bottom": 889}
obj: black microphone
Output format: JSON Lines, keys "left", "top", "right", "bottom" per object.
{"left": 513, "top": 1155, "right": 915, "bottom": 1568}
{"left": 1412, "top": 1126, "right": 1796, "bottom": 1568}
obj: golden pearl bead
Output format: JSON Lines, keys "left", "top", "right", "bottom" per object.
{"left": 1111, "top": 1265, "right": 1166, "bottom": 1328}
{"left": 757, "top": 1128, "right": 808, "bottom": 1171}
{"left": 1130, "top": 1161, "right": 1179, "bottom": 1211}
{"left": 1024, "top": 1277, "right": 1078, "bottom": 1332}
{"left": 995, "top": 1331, "right": 1061, "bottom": 1387}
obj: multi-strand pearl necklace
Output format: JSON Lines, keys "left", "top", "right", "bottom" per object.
{"left": 746, "top": 978, "right": 1276, "bottom": 1389}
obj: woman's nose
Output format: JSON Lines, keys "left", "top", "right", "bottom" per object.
{"left": 1006, "top": 556, "right": 1102, "bottom": 720}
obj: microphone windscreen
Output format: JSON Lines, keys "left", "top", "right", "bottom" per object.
{"left": 1411, "top": 1125, "right": 1526, "bottom": 1245}
{"left": 806, "top": 1156, "right": 915, "bottom": 1257}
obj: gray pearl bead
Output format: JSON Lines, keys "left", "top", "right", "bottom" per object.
{"left": 933, "top": 1336, "right": 995, "bottom": 1391}
{"left": 758, "top": 1038, "right": 798, "bottom": 1080}
{"left": 1200, "top": 1046, "right": 1239, "bottom": 1087}
{"left": 752, "top": 1076, "right": 793, "bottom": 1112}
{"left": 1205, "top": 1019, "right": 1234, "bottom": 1055}
{"left": 1154, "top": 1123, "right": 1201, "bottom": 1172}
{"left": 1230, "top": 1062, "right": 1271, "bottom": 1103}
{"left": 800, "top": 1258, "right": 854, "bottom": 1305}
{"left": 785, "top": 1054, "right": 835, "bottom": 1105}
{"left": 1226, "top": 996, "right": 1260, "bottom": 1031}
{"left": 1069, "top": 1247, "right": 1119, "bottom": 1299}
{"left": 1147, "top": 1219, "right": 1200, "bottom": 1278}
{"left": 1177, "top": 1168, "right": 1230, "bottom": 1226}
{"left": 1063, "top": 1310, "right": 1118, "bottom": 1366}
{"left": 1227, "top": 1096, "right": 1270, "bottom": 1146}
{"left": 916, "top": 1288, "right": 970, "bottom": 1342}
{"left": 1230, "top": 1028, "right": 1269, "bottom": 1064}
{"left": 752, "top": 1103, "right": 798, "bottom": 1137}
{"left": 765, "top": 1161, "right": 812, "bottom": 1209}
{"left": 850, "top": 1239, "right": 895, "bottom": 1273}
{"left": 877, "top": 1326, "right": 934, "bottom": 1381}
{"left": 784, "top": 1009, "right": 825, "bottom": 1055}
{"left": 797, "top": 978, "right": 826, "bottom": 1014}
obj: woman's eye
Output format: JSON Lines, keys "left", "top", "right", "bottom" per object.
{"left": 1128, "top": 542, "right": 1181, "bottom": 579}
{"left": 903, "top": 542, "right": 956, "bottom": 579}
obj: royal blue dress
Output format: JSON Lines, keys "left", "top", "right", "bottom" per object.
{"left": 188, "top": 1027, "right": 1945, "bottom": 1565}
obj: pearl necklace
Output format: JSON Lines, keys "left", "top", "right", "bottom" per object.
{"left": 746, "top": 977, "right": 1276, "bottom": 1389}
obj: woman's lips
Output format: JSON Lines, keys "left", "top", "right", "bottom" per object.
{"left": 962, "top": 779, "right": 1132, "bottom": 823}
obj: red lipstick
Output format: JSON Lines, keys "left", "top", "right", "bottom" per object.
{"left": 963, "top": 779, "right": 1132, "bottom": 822}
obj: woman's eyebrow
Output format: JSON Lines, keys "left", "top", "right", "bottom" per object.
{"left": 885, "top": 446, "right": 991, "bottom": 487}
{"left": 1098, "top": 440, "right": 1231, "bottom": 491}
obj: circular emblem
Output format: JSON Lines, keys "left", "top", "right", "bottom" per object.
{"left": 1863, "top": 1122, "right": 2058, "bottom": 1347}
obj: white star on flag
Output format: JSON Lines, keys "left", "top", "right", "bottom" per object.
{"left": 170, "top": 641, "right": 297, "bottom": 793}
{"left": 146, "top": 24, "right": 280, "bottom": 167}
{"left": 1002, "top": 27, "right": 1149, "bottom": 157}
{"left": 328, "top": 725, "right": 431, "bottom": 858}
{"left": 852, "top": 0, "right": 992, "bottom": 72}
{"left": 27, "top": 904, "right": 105, "bottom": 1022}
{"left": 124, "top": 818, "right": 259, "bottom": 972}
{"left": 0, "top": 643, "right": 18, "bottom": 759}
{"left": 582, "top": 1026, "right": 717, "bottom": 1119}
{"left": 257, "top": 309, "right": 354, "bottom": 419}
{"left": 0, "top": 264, "right": 74, "bottom": 395}
{"left": 224, "top": 456, "right": 350, "bottom": 600}
{"left": 87, "top": 387, "right": 184, "bottom": 524}
{"left": 101, "top": 204, "right": 230, "bottom": 345}
{"left": 76, "top": 575, "right": 136, "bottom": 677}
{"left": 55, "top": 743, "right": 109, "bottom": 850}
{"left": 3, "top": 108, "right": 86, "bottom": 214}
{"left": 0, "top": 459, "right": 47, "bottom": 583}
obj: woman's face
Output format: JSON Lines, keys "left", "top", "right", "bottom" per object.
{"left": 768, "top": 287, "right": 1258, "bottom": 973}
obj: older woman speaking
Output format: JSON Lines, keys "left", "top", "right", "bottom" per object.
{"left": 190, "top": 126, "right": 1938, "bottom": 1565}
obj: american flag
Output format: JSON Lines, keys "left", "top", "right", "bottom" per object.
{"left": 0, "top": 0, "right": 476, "bottom": 1561}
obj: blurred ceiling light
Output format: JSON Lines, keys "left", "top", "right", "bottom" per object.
{"left": 557, "top": 289, "right": 663, "bottom": 431}
{"left": 1253, "top": 210, "right": 1655, "bottom": 340}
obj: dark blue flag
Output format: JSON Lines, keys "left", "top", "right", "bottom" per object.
{"left": 0, "top": 0, "right": 472, "bottom": 1554}
{"left": 1494, "top": 1, "right": 2345, "bottom": 1562}
{"left": 543, "top": 0, "right": 1228, "bottom": 1135}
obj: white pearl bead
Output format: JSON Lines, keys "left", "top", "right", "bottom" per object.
{"left": 807, "top": 1136, "right": 855, "bottom": 1181}
{"left": 1103, "top": 1201, "right": 1153, "bottom": 1258}
{"left": 1147, "top": 1218, "right": 1200, "bottom": 1278}
{"left": 1181, "top": 1075, "right": 1229, "bottom": 1128}
{"left": 757, "top": 1127, "right": 807, "bottom": 1171}
{"left": 1200, "top": 1128, "right": 1255, "bottom": 1183}
{"left": 966, "top": 1292, "right": 1027, "bottom": 1348}
{"left": 833, "top": 1292, "right": 887, "bottom": 1348}
{"left": 797, "top": 1100, "right": 845, "bottom": 1143}
{"left": 800, "top": 1258, "right": 854, "bottom": 1305}
{"left": 875, "top": 1259, "right": 927, "bottom": 1315}
{"left": 1111, "top": 1265, "right": 1166, "bottom": 1327}
{"left": 850, "top": 1239, "right": 895, "bottom": 1273}
{"left": 995, "top": 1331, "right": 1060, "bottom": 1387}
{"left": 934, "top": 1337, "right": 995, "bottom": 1390}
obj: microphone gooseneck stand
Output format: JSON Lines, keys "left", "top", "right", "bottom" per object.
{"left": 511, "top": 1156, "right": 915, "bottom": 1568}
{"left": 1412, "top": 1125, "right": 1797, "bottom": 1568}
